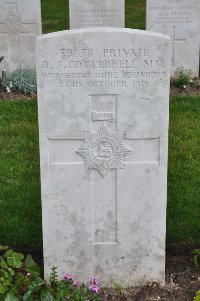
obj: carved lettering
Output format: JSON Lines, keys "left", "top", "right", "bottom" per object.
{"left": 149, "top": 4, "right": 199, "bottom": 25}
{"left": 88, "top": 80, "right": 127, "bottom": 88}
{"left": 92, "top": 111, "right": 115, "bottom": 121}
{"left": 73, "top": 8, "right": 121, "bottom": 27}
{"left": 103, "top": 48, "right": 150, "bottom": 58}
{"left": 40, "top": 47, "right": 168, "bottom": 89}
{"left": 144, "top": 59, "right": 166, "bottom": 69}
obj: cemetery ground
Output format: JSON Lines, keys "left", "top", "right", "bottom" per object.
{"left": 0, "top": 90, "right": 200, "bottom": 301}
{"left": 0, "top": 0, "right": 200, "bottom": 300}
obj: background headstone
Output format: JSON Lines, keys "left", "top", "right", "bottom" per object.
{"left": 69, "top": 0, "right": 124, "bottom": 29}
{"left": 0, "top": 0, "right": 42, "bottom": 74}
{"left": 36, "top": 28, "right": 171, "bottom": 287}
{"left": 146, "top": 0, "right": 200, "bottom": 77}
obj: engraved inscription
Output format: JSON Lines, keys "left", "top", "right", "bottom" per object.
{"left": 76, "top": 123, "right": 132, "bottom": 177}
{"left": 92, "top": 111, "right": 115, "bottom": 121}
{"left": 74, "top": 8, "right": 121, "bottom": 27}
{"left": 40, "top": 46, "right": 169, "bottom": 89}
{"left": 147, "top": 1, "right": 199, "bottom": 75}
{"left": 149, "top": 3, "right": 199, "bottom": 26}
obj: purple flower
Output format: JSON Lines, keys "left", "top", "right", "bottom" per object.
{"left": 89, "top": 285, "right": 100, "bottom": 293}
{"left": 64, "top": 273, "right": 73, "bottom": 281}
{"left": 89, "top": 276, "right": 100, "bottom": 293}
{"left": 73, "top": 280, "right": 78, "bottom": 287}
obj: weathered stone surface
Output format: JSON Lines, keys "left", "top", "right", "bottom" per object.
{"left": 69, "top": 0, "right": 124, "bottom": 29}
{"left": 36, "top": 28, "right": 171, "bottom": 287}
{"left": 0, "top": 0, "right": 42, "bottom": 74}
{"left": 146, "top": 0, "right": 200, "bottom": 77}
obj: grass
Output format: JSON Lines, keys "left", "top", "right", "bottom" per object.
{"left": 41, "top": 0, "right": 145, "bottom": 34}
{"left": 0, "top": 100, "right": 42, "bottom": 250}
{"left": 0, "top": 96, "right": 199, "bottom": 250}
{"left": 125, "top": 0, "right": 145, "bottom": 30}
{"left": 167, "top": 96, "right": 200, "bottom": 244}
{"left": 41, "top": 0, "right": 69, "bottom": 33}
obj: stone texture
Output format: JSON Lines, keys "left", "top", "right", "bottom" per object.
{"left": 146, "top": 0, "right": 200, "bottom": 77}
{"left": 0, "top": 0, "right": 42, "bottom": 74}
{"left": 36, "top": 28, "right": 171, "bottom": 287}
{"left": 69, "top": 0, "right": 124, "bottom": 29}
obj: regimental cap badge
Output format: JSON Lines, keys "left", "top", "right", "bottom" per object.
{"left": 76, "top": 123, "right": 132, "bottom": 177}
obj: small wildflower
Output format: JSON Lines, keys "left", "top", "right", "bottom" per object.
{"left": 6, "top": 86, "right": 11, "bottom": 93}
{"left": 89, "top": 276, "right": 100, "bottom": 293}
{"left": 190, "top": 79, "right": 193, "bottom": 83}
{"left": 73, "top": 280, "right": 78, "bottom": 287}
{"left": 183, "top": 85, "right": 187, "bottom": 89}
{"left": 26, "top": 272, "right": 32, "bottom": 277}
{"left": 9, "top": 81, "right": 13, "bottom": 88}
{"left": 90, "top": 285, "right": 100, "bottom": 293}
{"left": 64, "top": 273, "right": 73, "bottom": 280}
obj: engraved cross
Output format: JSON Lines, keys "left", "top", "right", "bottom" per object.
{"left": 48, "top": 94, "right": 160, "bottom": 245}
{"left": 0, "top": 2, "right": 37, "bottom": 69}
{"left": 171, "top": 26, "right": 186, "bottom": 66}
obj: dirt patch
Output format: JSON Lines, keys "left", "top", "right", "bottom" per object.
{"left": 19, "top": 244, "right": 200, "bottom": 301}
{"left": 170, "top": 78, "right": 200, "bottom": 97}
{"left": 100, "top": 245, "right": 200, "bottom": 301}
{"left": 0, "top": 86, "right": 36, "bottom": 100}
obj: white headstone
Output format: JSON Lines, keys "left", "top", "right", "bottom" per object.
{"left": 146, "top": 0, "right": 200, "bottom": 77}
{"left": 36, "top": 28, "right": 171, "bottom": 287}
{"left": 69, "top": 0, "right": 124, "bottom": 29}
{"left": 0, "top": 0, "right": 42, "bottom": 74}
